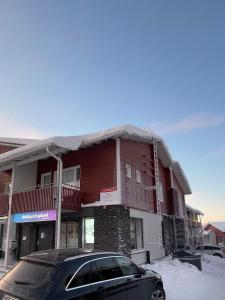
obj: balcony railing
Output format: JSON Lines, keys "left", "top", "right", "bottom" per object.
{"left": 0, "top": 184, "right": 81, "bottom": 215}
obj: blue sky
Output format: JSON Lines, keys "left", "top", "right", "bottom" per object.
{"left": 0, "top": 0, "right": 225, "bottom": 222}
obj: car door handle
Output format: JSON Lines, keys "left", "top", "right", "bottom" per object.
{"left": 127, "top": 278, "right": 132, "bottom": 283}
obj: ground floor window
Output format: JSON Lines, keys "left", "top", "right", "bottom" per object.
{"left": 130, "top": 218, "right": 143, "bottom": 250}
{"left": 83, "top": 218, "right": 94, "bottom": 249}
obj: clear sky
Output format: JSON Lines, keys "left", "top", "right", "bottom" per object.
{"left": 0, "top": 0, "right": 225, "bottom": 223}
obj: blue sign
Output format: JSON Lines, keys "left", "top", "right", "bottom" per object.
{"left": 13, "top": 210, "right": 56, "bottom": 223}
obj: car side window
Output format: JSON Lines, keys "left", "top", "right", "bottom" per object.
{"left": 95, "top": 257, "right": 123, "bottom": 281}
{"left": 90, "top": 261, "right": 102, "bottom": 283}
{"left": 67, "top": 262, "right": 91, "bottom": 289}
{"left": 197, "top": 246, "right": 204, "bottom": 250}
{"left": 115, "top": 257, "right": 139, "bottom": 276}
{"left": 206, "top": 246, "right": 220, "bottom": 250}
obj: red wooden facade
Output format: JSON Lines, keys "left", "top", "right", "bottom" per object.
{"left": 120, "top": 139, "right": 155, "bottom": 212}
{"left": 0, "top": 138, "right": 185, "bottom": 217}
{"left": 37, "top": 140, "right": 117, "bottom": 204}
{"left": 204, "top": 224, "right": 225, "bottom": 244}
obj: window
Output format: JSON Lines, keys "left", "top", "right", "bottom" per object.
{"left": 178, "top": 193, "right": 184, "bottom": 217}
{"left": 115, "top": 257, "right": 139, "bottom": 276}
{"left": 90, "top": 261, "right": 102, "bottom": 283}
{"left": 4, "top": 260, "right": 56, "bottom": 288}
{"left": 158, "top": 182, "right": 164, "bottom": 202}
{"left": 95, "top": 257, "right": 123, "bottom": 281}
{"left": 67, "top": 262, "right": 91, "bottom": 289}
{"left": 4, "top": 183, "right": 11, "bottom": 194}
{"left": 136, "top": 170, "right": 141, "bottom": 183}
{"left": 83, "top": 218, "right": 94, "bottom": 249}
{"left": 54, "top": 166, "right": 80, "bottom": 188}
{"left": 62, "top": 166, "right": 80, "bottom": 187}
{"left": 130, "top": 218, "right": 143, "bottom": 250}
{"left": 125, "top": 163, "right": 132, "bottom": 178}
{"left": 41, "top": 172, "right": 51, "bottom": 186}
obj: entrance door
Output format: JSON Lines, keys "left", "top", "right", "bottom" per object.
{"left": 60, "top": 222, "right": 78, "bottom": 249}
{"left": 19, "top": 223, "right": 37, "bottom": 258}
{"left": 36, "top": 222, "right": 54, "bottom": 252}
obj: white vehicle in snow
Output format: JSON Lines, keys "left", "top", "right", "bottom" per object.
{"left": 196, "top": 245, "right": 225, "bottom": 258}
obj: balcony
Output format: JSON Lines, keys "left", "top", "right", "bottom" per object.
{"left": 0, "top": 185, "right": 81, "bottom": 215}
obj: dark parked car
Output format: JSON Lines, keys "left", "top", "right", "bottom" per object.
{"left": 0, "top": 248, "right": 165, "bottom": 300}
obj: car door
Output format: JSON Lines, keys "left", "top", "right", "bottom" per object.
{"left": 115, "top": 257, "right": 154, "bottom": 300}
{"left": 94, "top": 257, "right": 128, "bottom": 300}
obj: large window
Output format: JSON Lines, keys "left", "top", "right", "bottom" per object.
{"left": 130, "top": 218, "right": 143, "bottom": 250}
{"left": 54, "top": 166, "right": 80, "bottom": 188}
{"left": 83, "top": 218, "right": 94, "bottom": 249}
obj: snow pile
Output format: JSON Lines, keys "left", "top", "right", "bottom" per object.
{"left": 143, "top": 254, "right": 225, "bottom": 300}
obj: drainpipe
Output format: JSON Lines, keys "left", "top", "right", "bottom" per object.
{"left": 46, "top": 147, "right": 63, "bottom": 249}
{"left": 4, "top": 162, "right": 16, "bottom": 268}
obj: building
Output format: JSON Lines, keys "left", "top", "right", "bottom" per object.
{"left": 0, "top": 137, "right": 38, "bottom": 255}
{"left": 0, "top": 125, "right": 191, "bottom": 265}
{"left": 185, "top": 204, "right": 204, "bottom": 249}
{"left": 204, "top": 222, "right": 225, "bottom": 245}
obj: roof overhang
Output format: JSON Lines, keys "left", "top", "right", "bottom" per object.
{"left": 186, "top": 204, "right": 204, "bottom": 216}
{"left": 0, "top": 125, "right": 192, "bottom": 195}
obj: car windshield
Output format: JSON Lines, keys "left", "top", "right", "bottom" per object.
{"left": 3, "top": 260, "right": 56, "bottom": 287}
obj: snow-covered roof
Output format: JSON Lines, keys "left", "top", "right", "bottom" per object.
{"left": 0, "top": 125, "right": 191, "bottom": 194}
{"left": 186, "top": 204, "right": 204, "bottom": 216}
{"left": 206, "top": 222, "right": 225, "bottom": 232}
{"left": 0, "top": 137, "right": 38, "bottom": 146}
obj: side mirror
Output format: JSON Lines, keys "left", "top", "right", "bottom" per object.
{"left": 138, "top": 267, "right": 146, "bottom": 275}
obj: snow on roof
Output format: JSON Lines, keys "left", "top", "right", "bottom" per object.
{"left": 0, "top": 124, "right": 191, "bottom": 194}
{"left": 186, "top": 204, "right": 204, "bottom": 216}
{"left": 0, "top": 137, "right": 38, "bottom": 146}
{"left": 207, "top": 222, "right": 225, "bottom": 232}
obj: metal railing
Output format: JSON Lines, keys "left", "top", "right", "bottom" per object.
{"left": 0, "top": 184, "right": 81, "bottom": 215}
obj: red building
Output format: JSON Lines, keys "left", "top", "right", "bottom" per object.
{"left": 204, "top": 222, "right": 225, "bottom": 245}
{"left": 0, "top": 125, "right": 191, "bottom": 265}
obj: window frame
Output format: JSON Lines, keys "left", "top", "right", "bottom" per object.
{"left": 65, "top": 256, "right": 140, "bottom": 292}
{"left": 125, "top": 163, "right": 132, "bottom": 178}
{"left": 82, "top": 218, "right": 95, "bottom": 249}
{"left": 54, "top": 165, "right": 81, "bottom": 188}
{"left": 41, "top": 172, "right": 52, "bottom": 187}
{"left": 135, "top": 170, "right": 141, "bottom": 183}
{"left": 130, "top": 218, "right": 144, "bottom": 250}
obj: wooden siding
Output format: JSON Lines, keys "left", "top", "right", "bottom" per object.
{"left": 120, "top": 139, "right": 155, "bottom": 212}
{"left": 173, "top": 174, "right": 186, "bottom": 218}
{"left": 158, "top": 160, "right": 171, "bottom": 214}
{"left": 205, "top": 224, "right": 225, "bottom": 244}
{"left": 37, "top": 140, "right": 117, "bottom": 204}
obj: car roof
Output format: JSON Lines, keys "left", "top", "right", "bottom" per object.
{"left": 21, "top": 248, "right": 122, "bottom": 266}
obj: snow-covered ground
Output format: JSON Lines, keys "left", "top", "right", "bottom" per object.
{"left": 144, "top": 254, "right": 225, "bottom": 300}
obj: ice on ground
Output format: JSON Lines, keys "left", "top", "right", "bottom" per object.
{"left": 143, "top": 254, "right": 225, "bottom": 300}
